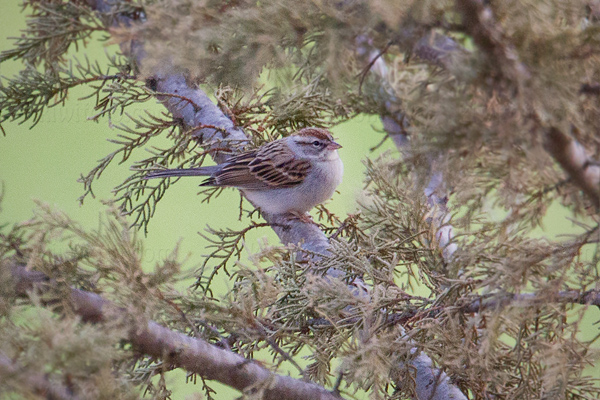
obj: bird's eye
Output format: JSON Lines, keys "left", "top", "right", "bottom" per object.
{"left": 312, "top": 140, "right": 321, "bottom": 147}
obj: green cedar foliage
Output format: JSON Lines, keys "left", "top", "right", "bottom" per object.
{"left": 1, "top": 0, "right": 599, "bottom": 399}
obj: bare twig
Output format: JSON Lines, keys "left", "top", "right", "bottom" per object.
{"left": 357, "top": 40, "right": 393, "bottom": 95}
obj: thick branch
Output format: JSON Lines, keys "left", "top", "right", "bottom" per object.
{"left": 407, "top": 352, "right": 467, "bottom": 400}
{"left": 356, "top": 35, "right": 466, "bottom": 400}
{"left": 8, "top": 263, "right": 342, "bottom": 400}
{"left": 413, "top": 30, "right": 471, "bottom": 74}
{"left": 355, "top": 36, "right": 457, "bottom": 260}
{"left": 461, "top": 289, "right": 600, "bottom": 314}
{"left": 545, "top": 127, "right": 600, "bottom": 209}
{"left": 454, "top": 1, "right": 600, "bottom": 208}
{"left": 455, "top": 0, "right": 530, "bottom": 83}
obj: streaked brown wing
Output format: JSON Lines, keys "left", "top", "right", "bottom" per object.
{"left": 248, "top": 156, "right": 311, "bottom": 188}
{"left": 209, "top": 142, "right": 311, "bottom": 190}
{"left": 208, "top": 151, "right": 267, "bottom": 189}
{"left": 248, "top": 141, "right": 311, "bottom": 188}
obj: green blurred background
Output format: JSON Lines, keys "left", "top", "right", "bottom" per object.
{"left": 1, "top": 0, "right": 597, "bottom": 398}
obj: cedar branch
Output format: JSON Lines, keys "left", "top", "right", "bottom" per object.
{"left": 7, "top": 262, "right": 343, "bottom": 400}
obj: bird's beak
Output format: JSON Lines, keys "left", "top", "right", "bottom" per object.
{"left": 327, "top": 141, "right": 342, "bottom": 150}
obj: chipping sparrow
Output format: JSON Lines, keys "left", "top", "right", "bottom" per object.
{"left": 146, "top": 128, "right": 343, "bottom": 215}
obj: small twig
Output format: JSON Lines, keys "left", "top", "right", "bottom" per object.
{"left": 196, "top": 221, "right": 282, "bottom": 293}
{"left": 332, "top": 370, "right": 344, "bottom": 396}
{"left": 264, "top": 336, "right": 306, "bottom": 379}
{"left": 357, "top": 41, "right": 393, "bottom": 95}
{"left": 368, "top": 133, "right": 390, "bottom": 152}
{"left": 328, "top": 213, "right": 360, "bottom": 240}
{"left": 156, "top": 289, "right": 201, "bottom": 338}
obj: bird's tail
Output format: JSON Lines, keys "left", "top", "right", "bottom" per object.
{"left": 145, "top": 166, "right": 219, "bottom": 179}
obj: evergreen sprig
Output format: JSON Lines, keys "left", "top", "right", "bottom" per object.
{"left": 0, "top": 54, "right": 135, "bottom": 129}
{"left": 0, "top": 1, "right": 104, "bottom": 67}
